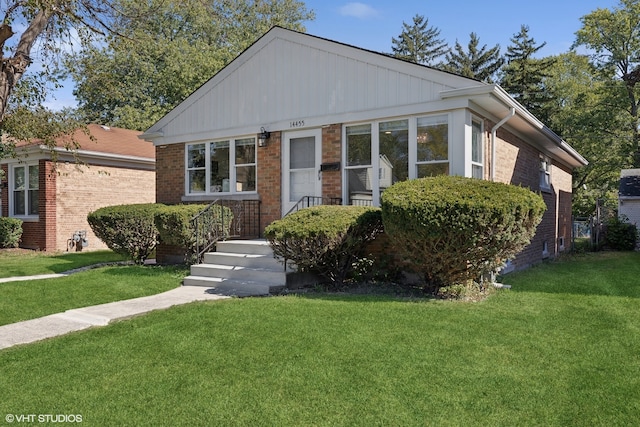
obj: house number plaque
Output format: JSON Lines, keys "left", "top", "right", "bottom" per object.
{"left": 289, "top": 120, "right": 305, "bottom": 128}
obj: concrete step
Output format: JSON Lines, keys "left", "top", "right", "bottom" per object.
{"left": 202, "top": 251, "right": 285, "bottom": 270}
{"left": 190, "top": 263, "right": 286, "bottom": 284}
{"left": 182, "top": 276, "right": 282, "bottom": 297}
{"left": 216, "top": 239, "right": 273, "bottom": 255}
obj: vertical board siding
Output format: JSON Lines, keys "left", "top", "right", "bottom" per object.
{"left": 161, "top": 36, "right": 463, "bottom": 138}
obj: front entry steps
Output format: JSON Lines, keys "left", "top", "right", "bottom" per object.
{"left": 183, "top": 240, "right": 289, "bottom": 297}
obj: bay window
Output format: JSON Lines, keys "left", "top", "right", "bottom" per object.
{"left": 186, "top": 137, "right": 256, "bottom": 195}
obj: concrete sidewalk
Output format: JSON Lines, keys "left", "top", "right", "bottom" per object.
{"left": 0, "top": 286, "right": 229, "bottom": 350}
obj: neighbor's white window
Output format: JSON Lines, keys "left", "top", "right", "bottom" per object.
{"left": 471, "top": 119, "right": 484, "bottom": 179}
{"left": 11, "top": 163, "right": 39, "bottom": 217}
{"left": 540, "top": 156, "right": 551, "bottom": 191}
{"left": 186, "top": 137, "right": 257, "bottom": 195}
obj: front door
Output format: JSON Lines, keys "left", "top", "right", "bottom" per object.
{"left": 282, "top": 128, "right": 323, "bottom": 215}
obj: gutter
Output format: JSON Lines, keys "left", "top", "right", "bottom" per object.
{"left": 491, "top": 107, "right": 515, "bottom": 181}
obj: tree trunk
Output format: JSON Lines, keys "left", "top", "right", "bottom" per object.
{"left": 0, "top": 9, "right": 52, "bottom": 124}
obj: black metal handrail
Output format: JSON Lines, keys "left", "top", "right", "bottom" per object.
{"left": 285, "top": 195, "right": 342, "bottom": 216}
{"left": 191, "top": 199, "right": 261, "bottom": 263}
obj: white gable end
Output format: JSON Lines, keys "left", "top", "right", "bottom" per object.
{"left": 145, "top": 27, "right": 485, "bottom": 144}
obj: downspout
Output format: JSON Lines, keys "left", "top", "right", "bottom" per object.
{"left": 491, "top": 107, "right": 516, "bottom": 181}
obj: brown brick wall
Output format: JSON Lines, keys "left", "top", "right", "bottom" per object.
{"left": 156, "top": 144, "right": 184, "bottom": 204}
{"left": 8, "top": 160, "right": 57, "bottom": 251}
{"left": 1, "top": 164, "right": 7, "bottom": 218}
{"left": 257, "top": 131, "right": 282, "bottom": 231}
{"left": 322, "top": 124, "right": 343, "bottom": 199}
{"left": 55, "top": 163, "right": 155, "bottom": 252}
{"left": 492, "top": 126, "right": 574, "bottom": 270}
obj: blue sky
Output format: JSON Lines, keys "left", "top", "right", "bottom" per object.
{"left": 305, "top": 0, "right": 619, "bottom": 56}
{"left": 46, "top": 0, "right": 620, "bottom": 110}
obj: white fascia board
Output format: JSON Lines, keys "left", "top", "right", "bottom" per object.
{"left": 143, "top": 98, "right": 471, "bottom": 147}
{"left": 441, "top": 84, "right": 588, "bottom": 168}
{"left": 49, "top": 146, "right": 155, "bottom": 166}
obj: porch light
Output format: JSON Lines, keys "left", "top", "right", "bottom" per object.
{"left": 258, "top": 127, "right": 270, "bottom": 147}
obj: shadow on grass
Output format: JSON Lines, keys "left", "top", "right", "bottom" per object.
{"left": 501, "top": 251, "right": 640, "bottom": 299}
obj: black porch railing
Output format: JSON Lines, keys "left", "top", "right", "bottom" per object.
{"left": 285, "top": 196, "right": 342, "bottom": 216}
{"left": 191, "top": 199, "right": 261, "bottom": 263}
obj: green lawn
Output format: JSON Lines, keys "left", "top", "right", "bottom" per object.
{"left": 1, "top": 252, "right": 639, "bottom": 426}
{"left": 0, "top": 249, "right": 128, "bottom": 278}
{"left": 0, "top": 265, "right": 188, "bottom": 326}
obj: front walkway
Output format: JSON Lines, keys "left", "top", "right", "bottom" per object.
{"left": 0, "top": 286, "right": 229, "bottom": 350}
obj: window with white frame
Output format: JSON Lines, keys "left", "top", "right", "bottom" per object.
{"left": 345, "top": 124, "right": 373, "bottom": 205}
{"left": 11, "top": 163, "right": 39, "bottom": 217}
{"left": 471, "top": 119, "right": 483, "bottom": 179}
{"left": 540, "top": 156, "right": 551, "bottom": 191}
{"left": 416, "top": 115, "right": 449, "bottom": 177}
{"left": 186, "top": 137, "right": 256, "bottom": 195}
{"left": 344, "top": 114, "right": 450, "bottom": 206}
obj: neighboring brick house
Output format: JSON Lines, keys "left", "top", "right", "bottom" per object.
{"left": 1, "top": 124, "right": 155, "bottom": 251}
{"left": 141, "top": 27, "right": 587, "bottom": 270}
{"left": 619, "top": 169, "right": 640, "bottom": 240}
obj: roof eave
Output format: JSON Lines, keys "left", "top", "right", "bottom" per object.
{"left": 440, "top": 84, "right": 588, "bottom": 168}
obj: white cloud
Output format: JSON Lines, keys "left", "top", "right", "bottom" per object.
{"left": 339, "top": 2, "right": 380, "bottom": 20}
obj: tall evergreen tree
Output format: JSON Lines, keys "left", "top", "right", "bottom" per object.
{"left": 442, "top": 32, "right": 504, "bottom": 82}
{"left": 500, "top": 25, "right": 555, "bottom": 122}
{"left": 391, "top": 14, "right": 449, "bottom": 66}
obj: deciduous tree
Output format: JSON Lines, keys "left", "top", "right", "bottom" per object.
{"left": 67, "top": 0, "right": 315, "bottom": 131}
{"left": 574, "top": 0, "right": 640, "bottom": 167}
{"left": 0, "top": 0, "right": 113, "bottom": 148}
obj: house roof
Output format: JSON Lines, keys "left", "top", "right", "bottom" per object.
{"left": 141, "top": 26, "right": 485, "bottom": 144}
{"left": 440, "top": 85, "right": 588, "bottom": 168}
{"left": 141, "top": 26, "right": 586, "bottom": 169}
{"left": 15, "top": 124, "right": 154, "bottom": 160}
{"left": 620, "top": 169, "right": 640, "bottom": 197}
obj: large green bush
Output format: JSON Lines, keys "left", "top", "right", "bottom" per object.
{"left": 381, "top": 176, "right": 546, "bottom": 292}
{"left": 87, "top": 203, "right": 164, "bottom": 264}
{"left": 605, "top": 215, "right": 638, "bottom": 251}
{"left": 265, "top": 205, "right": 383, "bottom": 286}
{"left": 155, "top": 204, "right": 233, "bottom": 262}
{"left": 0, "top": 217, "right": 22, "bottom": 248}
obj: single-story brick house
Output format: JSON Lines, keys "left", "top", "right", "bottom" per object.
{"left": 141, "top": 27, "right": 587, "bottom": 270}
{"left": 1, "top": 124, "right": 155, "bottom": 251}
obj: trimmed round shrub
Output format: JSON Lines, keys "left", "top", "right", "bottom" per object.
{"left": 265, "top": 205, "right": 383, "bottom": 286}
{"left": 87, "top": 203, "right": 165, "bottom": 264}
{"left": 155, "top": 203, "right": 233, "bottom": 262}
{"left": 0, "top": 217, "right": 23, "bottom": 248}
{"left": 381, "top": 176, "right": 546, "bottom": 292}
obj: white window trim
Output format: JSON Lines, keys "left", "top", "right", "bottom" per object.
{"left": 471, "top": 117, "right": 484, "bottom": 179}
{"left": 8, "top": 162, "right": 39, "bottom": 220}
{"left": 184, "top": 137, "right": 258, "bottom": 196}
{"left": 342, "top": 113, "right": 452, "bottom": 206}
{"left": 414, "top": 114, "right": 451, "bottom": 176}
{"left": 540, "top": 155, "right": 551, "bottom": 192}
